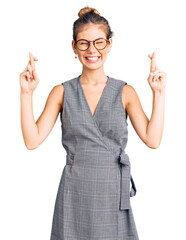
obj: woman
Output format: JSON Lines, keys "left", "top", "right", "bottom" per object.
{"left": 20, "top": 6, "right": 167, "bottom": 240}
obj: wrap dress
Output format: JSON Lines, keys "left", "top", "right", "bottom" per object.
{"left": 50, "top": 75, "right": 139, "bottom": 240}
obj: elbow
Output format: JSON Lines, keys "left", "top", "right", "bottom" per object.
{"left": 25, "top": 141, "right": 39, "bottom": 150}
{"left": 145, "top": 133, "right": 161, "bottom": 149}
{"left": 148, "top": 144, "right": 159, "bottom": 149}
{"left": 26, "top": 145, "right": 37, "bottom": 150}
{"left": 25, "top": 144, "right": 37, "bottom": 150}
{"left": 22, "top": 134, "right": 41, "bottom": 150}
{"left": 146, "top": 141, "right": 160, "bottom": 149}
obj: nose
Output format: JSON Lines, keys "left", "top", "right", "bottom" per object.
{"left": 87, "top": 41, "right": 97, "bottom": 52}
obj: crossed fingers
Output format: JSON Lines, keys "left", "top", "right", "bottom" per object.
{"left": 24, "top": 52, "right": 38, "bottom": 79}
{"left": 148, "top": 51, "right": 166, "bottom": 83}
{"left": 148, "top": 51, "right": 157, "bottom": 72}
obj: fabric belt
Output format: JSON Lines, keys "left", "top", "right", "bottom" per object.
{"left": 118, "top": 152, "right": 137, "bottom": 210}
{"left": 65, "top": 152, "right": 137, "bottom": 211}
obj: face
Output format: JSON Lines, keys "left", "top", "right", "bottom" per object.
{"left": 72, "top": 23, "right": 112, "bottom": 71}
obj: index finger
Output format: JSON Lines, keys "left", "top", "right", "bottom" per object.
{"left": 150, "top": 51, "right": 156, "bottom": 72}
{"left": 29, "top": 52, "right": 35, "bottom": 71}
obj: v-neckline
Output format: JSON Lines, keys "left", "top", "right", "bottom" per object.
{"left": 78, "top": 75, "right": 110, "bottom": 119}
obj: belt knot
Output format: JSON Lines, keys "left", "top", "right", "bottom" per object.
{"left": 118, "top": 152, "right": 137, "bottom": 210}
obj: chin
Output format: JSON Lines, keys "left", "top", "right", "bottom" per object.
{"left": 81, "top": 59, "right": 106, "bottom": 70}
{"left": 84, "top": 65, "right": 103, "bottom": 71}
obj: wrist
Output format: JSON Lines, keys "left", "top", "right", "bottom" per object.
{"left": 20, "top": 90, "right": 33, "bottom": 97}
{"left": 152, "top": 89, "right": 166, "bottom": 95}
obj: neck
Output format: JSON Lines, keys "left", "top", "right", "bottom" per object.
{"left": 80, "top": 67, "right": 108, "bottom": 84}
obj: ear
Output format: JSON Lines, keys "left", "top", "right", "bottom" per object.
{"left": 72, "top": 40, "right": 77, "bottom": 54}
{"left": 107, "top": 38, "right": 113, "bottom": 52}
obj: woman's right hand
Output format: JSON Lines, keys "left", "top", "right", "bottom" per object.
{"left": 19, "top": 52, "right": 39, "bottom": 94}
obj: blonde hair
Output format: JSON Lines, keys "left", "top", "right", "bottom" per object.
{"left": 78, "top": 7, "right": 100, "bottom": 18}
{"left": 73, "top": 6, "right": 114, "bottom": 41}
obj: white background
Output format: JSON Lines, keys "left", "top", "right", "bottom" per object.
{"left": 0, "top": 0, "right": 185, "bottom": 239}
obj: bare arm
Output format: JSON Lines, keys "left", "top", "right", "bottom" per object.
{"left": 123, "top": 85, "right": 150, "bottom": 147}
{"left": 146, "top": 90, "right": 165, "bottom": 148}
{"left": 20, "top": 85, "right": 64, "bottom": 150}
{"left": 123, "top": 51, "right": 167, "bottom": 149}
{"left": 20, "top": 52, "right": 64, "bottom": 150}
{"left": 123, "top": 85, "right": 165, "bottom": 149}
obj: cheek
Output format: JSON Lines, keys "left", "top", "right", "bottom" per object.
{"left": 101, "top": 51, "right": 108, "bottom": 60}
{"left": 102, "top": 49, "right": 108, "bottom": 57}
{"left": 78, "top": 54, "right": 85, "bottom": 61}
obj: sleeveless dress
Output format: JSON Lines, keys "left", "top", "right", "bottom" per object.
{"left": 50, "top": 75, "right": 139, "bottom": 240}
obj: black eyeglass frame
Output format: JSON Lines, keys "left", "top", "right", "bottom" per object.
{"left": 74, "top": 38, "right": 110, "bottom": 51}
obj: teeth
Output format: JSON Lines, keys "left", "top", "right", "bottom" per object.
{"left": 86, "top": 57, "right": 99, "bottom": 60}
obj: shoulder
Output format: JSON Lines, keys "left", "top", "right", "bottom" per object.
{"left": 51, "top": 75, "right": 78, "bottom": 97}
{"left": 122, "top": 84, "right": 136, "bottom": 99}
{"left": 110, "top": 77, "right": 136, "bottom": 98}
{"left": 48, "top": 84, "right": 64, "bottom": 107}
{"left": 50, "top": 76, "right": 79, "bottom": 101}
{"left": 51, "top": 84, "right": 64, "bottom": 96}
{"left": 122, "top": 83, "right": 139, "bottom": 109}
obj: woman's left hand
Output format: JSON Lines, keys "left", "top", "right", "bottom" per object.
{"left": 147, "top": 51, "right": 167, "bottom": 93}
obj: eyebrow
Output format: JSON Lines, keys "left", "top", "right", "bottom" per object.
{"left": 76, "top": 37, "right": 105, "bottom": 41}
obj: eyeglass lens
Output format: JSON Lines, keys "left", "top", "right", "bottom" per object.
{"left": 76, "top": 39, "right": 107, "bottom": 51}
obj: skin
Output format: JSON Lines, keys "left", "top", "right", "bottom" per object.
{"left": 71, "top": 23, "right": 113, "bottom": 117}
{"left": 126, "top": 52, "right": 167, "bottom": 148}
{"left": 20, "top": 23, "right": 167, "bottom": 150}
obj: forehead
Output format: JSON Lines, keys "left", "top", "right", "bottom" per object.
{"left": 77, "top": 23, "right": 107, "bottom": 40}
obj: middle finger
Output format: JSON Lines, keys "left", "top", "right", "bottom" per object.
{"left": 29, "top": 52, "right": 35, "bottom": 71}
{"left": 150, "top": 51, "right": 157, "bottom": 72}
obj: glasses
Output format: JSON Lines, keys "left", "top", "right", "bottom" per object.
{"left": 75, "top": 38, "right": 110, "bottom": 51}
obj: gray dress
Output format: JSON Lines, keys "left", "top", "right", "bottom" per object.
{"left": 50, "top": 75, "right": 139, "bottom": 240}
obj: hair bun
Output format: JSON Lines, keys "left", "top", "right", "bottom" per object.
{"left": 78, "top": 6, "right": 100, "bottom": 18}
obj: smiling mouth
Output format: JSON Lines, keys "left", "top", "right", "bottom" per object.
{"left": 85, "top": 56, "right": 101, "bottom": 63}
